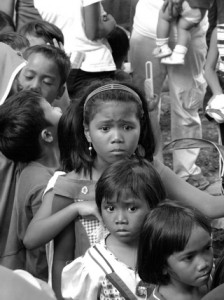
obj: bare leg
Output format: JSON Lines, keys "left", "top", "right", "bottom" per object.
{"left": 157, "top": 8, "right": 172, "bottom": 38}
{"left": 176, "top": 17, "right": 194, "bottom": 47}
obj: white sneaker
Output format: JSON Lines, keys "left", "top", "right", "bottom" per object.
{"left": 153, "top": 46, "right": 172, "bottom": 58}
{"left": 161, "top": 53, "right": 185, "bottom": 65}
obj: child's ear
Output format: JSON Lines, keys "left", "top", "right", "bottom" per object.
{"left": 41, "top": 129, "right": 54, "bottom": 143}
{"left": 84, "top": 124, "right": 91, "bottom": 143}
{"left": 56, "top": 85, "right": 65, "bottom": 99}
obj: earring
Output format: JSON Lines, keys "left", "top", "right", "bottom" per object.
{"left": 88, "top": 142, "right": 92, "bottom": 156}
{"left": 136, "top": 144, "right": 145, "bottom": 157}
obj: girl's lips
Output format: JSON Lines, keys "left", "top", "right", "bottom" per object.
{"left": 197, "top": 271, "right": 211, "bottom": 281}
{"left": 111, "top": 149, "right": 124, "bottom": 152}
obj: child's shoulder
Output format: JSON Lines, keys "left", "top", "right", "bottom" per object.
{"left": 48, "top": 170, "right": 96, "bottom": 201}
{"left": 19, "top": 162, "right": 55, "bottom": 186}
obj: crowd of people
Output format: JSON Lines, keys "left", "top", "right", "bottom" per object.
{"left": 1, "top": 0, "right": 224, "bottom": 299}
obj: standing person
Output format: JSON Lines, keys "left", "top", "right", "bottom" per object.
{"left": 22, "top": 0, "right": 117, "bottom": 99}
{"left": 0, "top": 0, "right": 117, "bottom": 99}
{"left": 130, "top": 0, "right": 209, "bottom": 189}
{"left": 0, "top": 42, "right": 70, "bottom": 275}
{"left": 0, "top": 91, "right": 62, "bottom": 281}
{"left": 137, "top": 201, "right": 213, "bottom": 300}
{"left": 204, "top": 2, "right": 224, "bottom": 143}
{"left": 61, "top": 157, "right": 166, "bottom": 300}
{"left": 0, "top": 43, "right": 27, "bottom": 267}
{"left": 23, "top": 80, "right": 224, "bottom": 297}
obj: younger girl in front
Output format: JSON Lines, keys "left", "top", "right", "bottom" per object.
{"left": 137, "top": 201, "right": 214, "bottom": 300}
{"left": 61, "top": 157, "right": 166, "bottom": 300}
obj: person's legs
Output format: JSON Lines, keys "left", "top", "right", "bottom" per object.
{"left": 129, "top": 29, "right": 167, "bottom": 161}
{"left": 167, "top": 20, "right": 208, "bottom": 188}
{"left": 130, "top": 29, "right": 167, "bottom": 96}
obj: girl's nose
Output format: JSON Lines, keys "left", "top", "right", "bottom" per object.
{"left": 30, "top": 80, "right": 41, "bottom": 93}
{"left": 115, "top": 211, "right": 128, "bottom": 224}
{"left": 196, "top": 256, "right": 210, "bottom": 272}
{"left": 111, "top": 130, "right": 124, "bottom": 143}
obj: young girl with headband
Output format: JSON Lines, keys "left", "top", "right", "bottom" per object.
{"left": 137, "top": 201, "right": 213, "bottom": 300}
{"left": 62, "top": 157, "right": 166, "bottom": 300}
{"left": 24, "top": 79, "right": 224, "bottom": 296}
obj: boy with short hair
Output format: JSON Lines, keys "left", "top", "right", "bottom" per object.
{"left": 17, "top": 44, "right": 71, "bottom": 105}
{"left": 0, "top": 90, "right": 62, "bottom": 281}
{"left": 0, "top": 42, "right": 69, "bottom": 280}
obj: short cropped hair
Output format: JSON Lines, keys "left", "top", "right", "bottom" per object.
{"left": 0, "top": 32, "right": 30, "bottom": 51}
{"left": 137, "top": 201, "right": 212, "bottom": 285}
{"left": 0, "top": 90, "right": 51, "bottom": 162}
{"left": 95, "top": 157, "right": 166, "bottom": 214}
{"left": 0, "top": 11, "right": 15, "bottom": 33}
{"left": 23, "top": 44, "right": 71, "bottom": 86}
{"left": 19, "top": 20, "right": 64, "bottom": 45}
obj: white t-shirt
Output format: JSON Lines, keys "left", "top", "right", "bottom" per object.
{"left": 133, "top": 0, "right": 162, "bottom": 39}
{"left": 33, "top": 0, "right": 116, "bottom": 72}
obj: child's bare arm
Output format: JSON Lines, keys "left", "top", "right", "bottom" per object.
{"left": 83, "top": 2, "right": 116, "bottom": 40}
{"left": 23, "top": 191, "right": 79, "bottom": 249}
{"left": 24, "top": 191, "right": 102, "bottom": 249}
{"left": 52, "top": 223, "right": 75, "bottom": 300}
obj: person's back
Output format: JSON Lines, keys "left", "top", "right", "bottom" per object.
{"left": 0, "top": 266, "right": 56, "bottom": 300}
{"left": 0, "top": 91, "right": 61, "bottom": 280}
{"left": 0, "top": 42, "right": 27, "bottom": 266}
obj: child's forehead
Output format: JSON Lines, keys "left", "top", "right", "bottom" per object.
{"left": 93, "top": 100, "right": 139, "bottom": 116}
{"left": 25, "top": 53, "right": 60, "bottom": 77}
{"left": 103, "top": 189, "right": 141, "bottom": 204}
{"left": 27, "top": 52, "right": 55, "bottom": 65}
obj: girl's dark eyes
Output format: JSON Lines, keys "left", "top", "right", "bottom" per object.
{"left": 106, "top": 206, "right": 114, "bottom": 212}
{"left": 123, "top": 125, "right": 133, "bottom": 130}
{"left": 183, "top": 255, "right": 193, "bottom": 262}
{"left": 44, "top": 81, "right": 53, "bottom": 86}
{"left": 101, "top": 126, "right": 110, "bottom": 131}
{"left": 25, "top": 76, "right": 33, "bottom": 80}
{"left": 128, "top": 206, "right": 137, "bottom": 212}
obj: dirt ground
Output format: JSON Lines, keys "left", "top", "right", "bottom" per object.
{"left": 160, "top": 92, "right": 220, "bottom": 185}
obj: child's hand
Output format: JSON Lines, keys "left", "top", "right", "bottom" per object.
{"left": 74, "top": 201, "right": 103, "bottom": 223}
{"left": 47, "top": 39, "right": 65, "bottom": 51}
{"left": 162, "top": 0, "right": 183, "bottom": 18}
{"left": 52, "top": 38, "right": 65, "bottom": 51}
